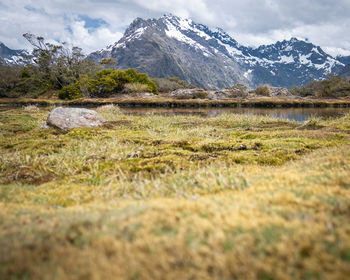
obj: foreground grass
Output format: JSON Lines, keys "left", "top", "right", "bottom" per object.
{"left": 0, "top": 107, "right": 350, "bottom": 279}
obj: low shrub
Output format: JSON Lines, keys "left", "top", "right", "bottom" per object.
{"left": 228, "top": 83, "right": 248, "bottom": 98}
{"left": 255, "top": 85, "right": 271, "bottom": 96}
{"left": 87, "top": 74, "right": 119, "bottom": 98}
{"left": 58, "top": 84, "right": 83, "bottom": 100}
{"left": 192, "top": 91, "right": 208, "bottom": 99}
{"left": 121, "top": 69, "right": 158, "bottom": 95}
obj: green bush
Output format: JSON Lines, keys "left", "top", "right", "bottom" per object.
{"left": 121, "top": 69, "right": 158, "bottom": 94}
{"left": 58, "top": 84, "right": 83, "bottom": 100}
{"left": 57, "top": 68, "right": 159, "bottom": 99}
{"left": 255, "top": 85, "right": 271, "bottom": 96}
{"left": 72, "top": 68, "right": 158, "bottom": 99}
{"left": 88, "top": 76, "right": 119, "bottom": 97}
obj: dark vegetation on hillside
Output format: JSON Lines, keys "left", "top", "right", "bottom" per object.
{"left": 0, "top": 34, "right": 163, "bottom": 99}
{"left": 291, "top": 74, "right": 350, "bottom": 98}
{"left": 0, "top": 34, "right": 349, "bottom": 100}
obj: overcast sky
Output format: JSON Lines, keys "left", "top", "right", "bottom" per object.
{"left": 1, "top": 0, "right": 350, "bottom": 56}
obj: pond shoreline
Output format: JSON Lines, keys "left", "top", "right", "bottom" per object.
{"left": 1, "top": 97, "right": 350, "bottom": 108}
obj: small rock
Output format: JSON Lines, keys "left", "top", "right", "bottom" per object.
{"left": 254, "top": 153, "right": 260, "bottom": 156}
{"left": 41, "top": 107, "right": 105, "bottom": 130}
{"left": 269, "top": 87, "right": 292, "bottom": 97}
{"left": 40, "top": 122, "right": 50, "bottom": 129}
{"left": 239, "top": 144, "right": 247, "bottom": 150}
{"left": 168, "top": 88, "right": 207, "bottom": 99}
{"left": 207, "top": 90, "right": 232, "bottom": 100}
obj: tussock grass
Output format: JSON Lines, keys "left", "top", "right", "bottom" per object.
{"left": 0, "top": 108, "right": 350, "bottom": 279}
{"left": 23, "top": 104, "right": 40, "bottom": 112}
{"left": 124, "top": 82, "right": 150, "bottom": 93}
{"left": 96, "top": 104, "right": 123, "bottom": 116}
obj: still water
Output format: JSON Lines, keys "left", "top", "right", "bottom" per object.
{"left": 1, "top": 106, "right": 349, "bottom": 123}
{"left": 120, "top": 107, "right": 350, "bottom": 123}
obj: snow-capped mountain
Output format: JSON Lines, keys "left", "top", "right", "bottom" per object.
{"left": 88, "top": 15, "right": 349, "bottom": 89}
{"left": 0, "top": 42, "right": 29, "bottom": 65}
{"left": 88, "top": 14, "right": 350, "bottom": 89}
{"left": 88, "top": 15, "right": 248, "bottom": 89}
{"left": 245, "top": 38, "right": 347, "bottom": 88}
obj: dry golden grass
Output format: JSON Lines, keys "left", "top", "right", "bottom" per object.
{"left": 0, "top": 108, "right": 350, "bottom": 279}
{"left": 124, "top": 82, "right": 150, "bottom": 93}
{"left": 96, "top": 104, "right": 123, "bottom": 115}
{"left": 22, "top": 104, "right": 40, "bottom": 112}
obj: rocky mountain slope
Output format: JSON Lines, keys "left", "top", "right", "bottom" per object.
{"left": 88, "top": 16, "right": 248, "bottom": 89}
{"left": 88, "top": 14, "right": 350, "bottom": 89}
{"left": 0, "top": 42, "right": 29, "bottom": 65}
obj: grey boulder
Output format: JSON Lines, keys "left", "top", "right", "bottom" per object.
{"left": 269, "top": 87, "right": 292, "bottom": 97}
{"left": 41, "top": 107, "right": 106, "bottom": 130}
{"left": 167, "top": 88, "right": 207, "bottom": 99}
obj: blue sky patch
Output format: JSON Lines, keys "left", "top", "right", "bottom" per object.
{"left": 78, "top": 15, "right": 108, "bottom": 29}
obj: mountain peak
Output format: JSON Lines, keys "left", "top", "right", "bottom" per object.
{"left": 86, "top": 14, "right": 349, "bottom": 89}
{"left": 162, "top": 13, "right": 178, "bottom": 19}
{"left": 290, "top": 37, "right": 302, "bottom": 43}
{"left": 124, "top": 17, "right": 149, "bottom": 35}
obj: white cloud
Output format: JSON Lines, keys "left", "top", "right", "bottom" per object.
{"left": 324, "top": 47, "right": 350, "bottom": 57}
{"left": 131, "top": 0, "right": 214, "bottom": 21}
{"left": 0, "top": 0, "right": 349, "bottom": 56}
{"left": 66, "top": 21, "right": 122, "bottom": 53}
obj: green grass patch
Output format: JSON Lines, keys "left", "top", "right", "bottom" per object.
{"left": 0, "top": 108, "right": 350, "bottom": 279}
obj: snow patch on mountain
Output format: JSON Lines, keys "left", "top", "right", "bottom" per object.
{"left": 279, "top": 55, "right": 294, "bottom": 64}
{"left": 299, "top": 54, "right": 312, "bottom": 65}
{"left": 314, "top": 57, "right": 342, "bottom": 74}
{"left": 164, "top": 18, "right": 212, "bottom": 57}
{"left": 243, "top": 69, "right": 253, "bottom": 79}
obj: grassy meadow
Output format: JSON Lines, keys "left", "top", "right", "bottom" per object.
{"left": 0, "top": 105, "right": 350, "bottom": 279}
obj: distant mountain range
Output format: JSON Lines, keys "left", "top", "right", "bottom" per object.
{"left": 0, "top": 42, "right": 29, "bottom": 65}
{"left": 87, "top": 14, "right": 350, "bottom": 89}
{"left": 2, "top": 14, "right": 350, "bottom": 89}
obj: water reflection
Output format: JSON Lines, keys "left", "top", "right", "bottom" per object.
{"left": 1, "top": 105, "right": 348, "bottom": 123}
{"left": 121, "top": 107, "right": 350, "bottom": 122}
